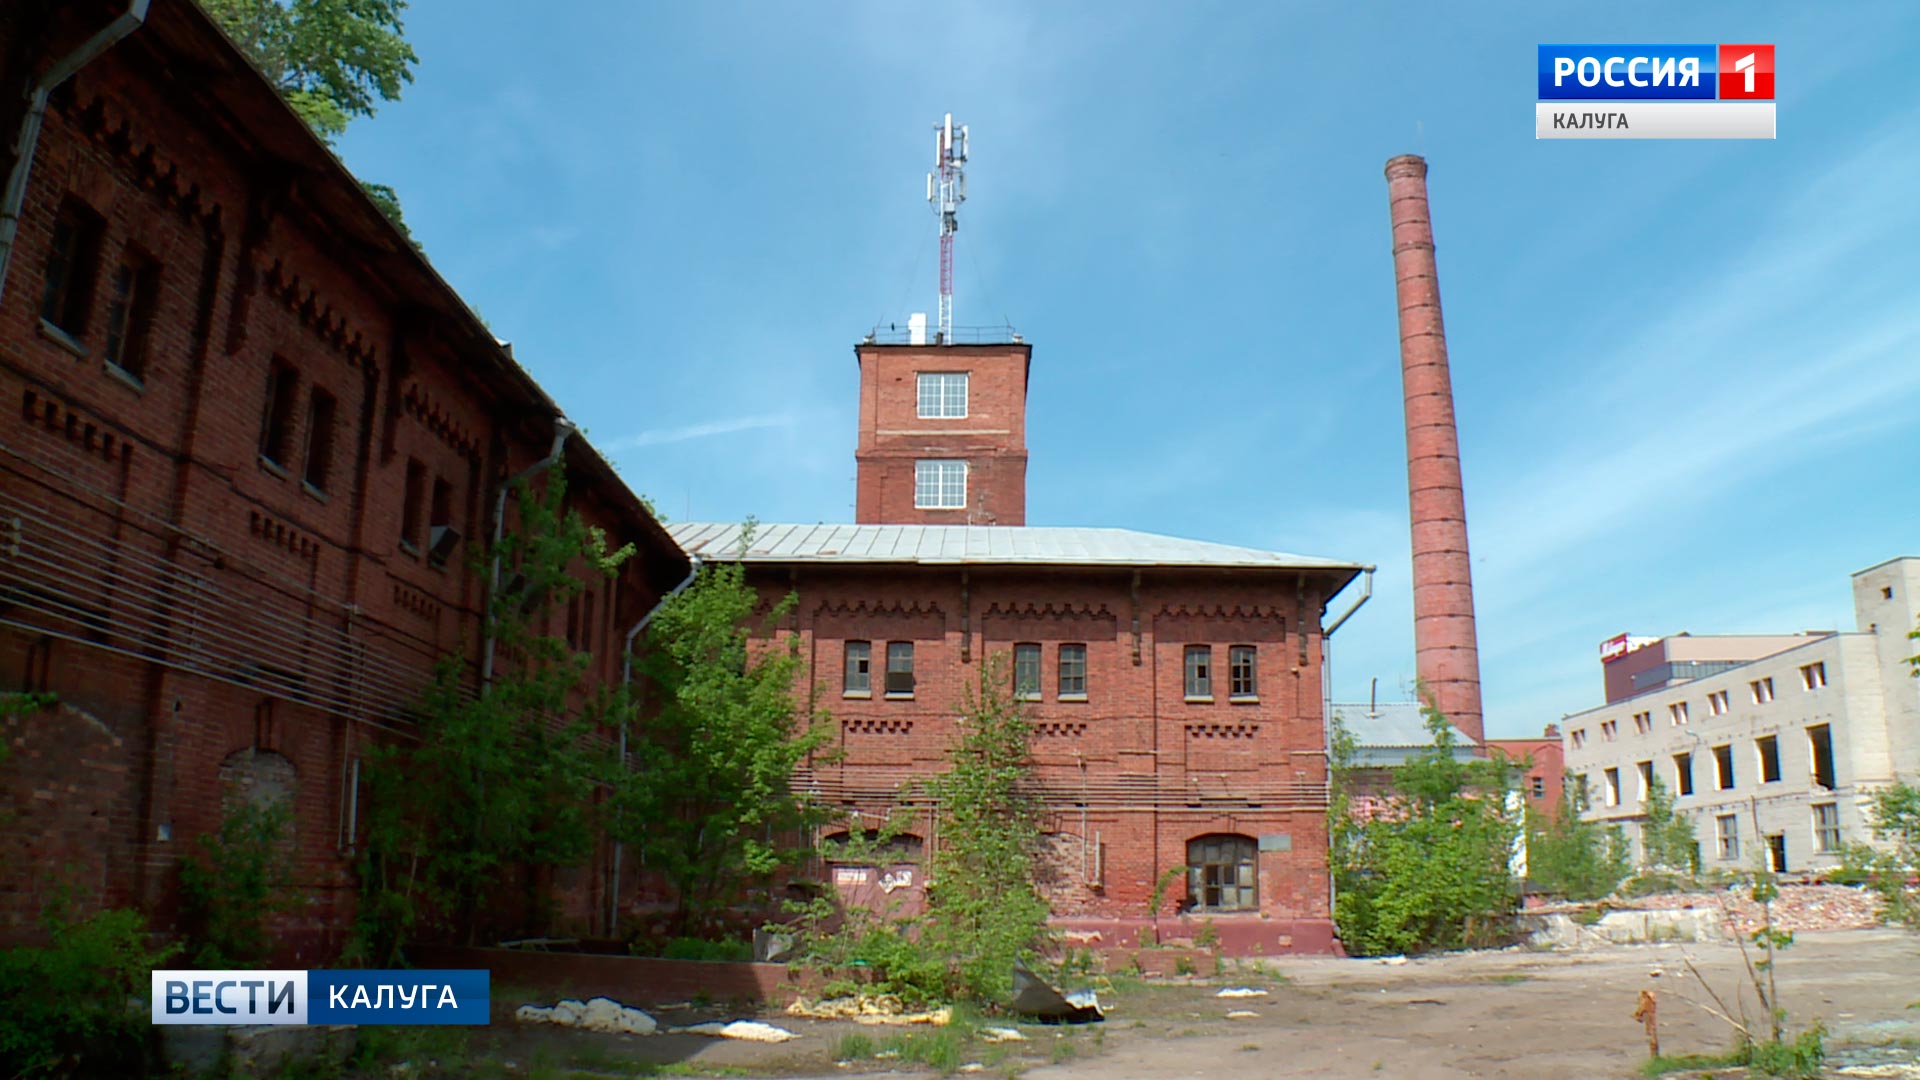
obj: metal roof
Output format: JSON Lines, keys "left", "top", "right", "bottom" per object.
{"left": 668, "top": 523, "right": 1364, "bottom": 572}
{"left": 1331, "top": 702, "right": 1480, "bottom": 766}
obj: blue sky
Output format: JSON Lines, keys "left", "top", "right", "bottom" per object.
{"left": 335, "top": 1, "right": 1920, "bottom": 738}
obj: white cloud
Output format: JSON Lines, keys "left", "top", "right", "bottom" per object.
{"left": 604, "top": 413, "right": 795, "bottom": 450}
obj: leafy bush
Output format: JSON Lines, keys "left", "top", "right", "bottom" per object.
{"left": 0, "top": 905, "right": 177, "bottom": 1077}
{"left": 1525, "top": 784, "right": 1631, "bottom": 901}
{"left": 178, "top": 799, "right": 295, "bottom": 967}
{"left": 1329, "top": 705, "right": 1520, "bottom": 955}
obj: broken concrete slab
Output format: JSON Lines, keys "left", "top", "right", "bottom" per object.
{"left": 1010, "top": 961, "right": 1103, "bottom": 1023}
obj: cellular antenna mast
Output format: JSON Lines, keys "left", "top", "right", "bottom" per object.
{"left": 926, "top": 113, "right": 968, "bottom": 343}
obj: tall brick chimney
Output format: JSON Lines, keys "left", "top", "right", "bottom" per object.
{"left": 1385, "top": 154, "right": 1484, "bottom": 743}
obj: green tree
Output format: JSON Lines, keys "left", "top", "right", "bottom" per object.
{"left": 351, "top": 470, "right": 630, "bottom": 963}
{"left": 1639, "top": 774, "right": 1699, "bottom": 873}
{"left": 918, "top": 655, "right": 1051, "bottom": 1001}
{"left": 1330, "top": 704, "right": 1521, "bottom": 955}
{"left": 178, "top": 799, "right": 296, "bottom": 967}
{"left": 613, "top": 554, "right": 831, "bottom": 930}
{"left": 1525, "top": 777, "right": 1632, "bottom": 900}
{"left": 197, "top": 0, "right": 417, "bottom": 231}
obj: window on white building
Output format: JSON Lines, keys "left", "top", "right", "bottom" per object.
{"left": 1601, "top": 720, "right": 1618, "bottom": 741}
{"left": 1708, "top": 690, "right": 1730, "bottom": 716}
{"left": 1713, "top": 744, "right": 1735, "bottom": 790}
{"left": 1717, "top": 814, "right": 1739, "bottom": 860}
{"left": 916, "top": 372, "right": 968, "bottom": 418}
{"left": 1570, "top": 729, "right": 1587, "bottom": 750}
{"left": 1750, "top": 677, "right": 1774, "bottom": 704}
{"left": 913, "top": 459, "right": 967, "bottom": 509}
{"left": 1604, "top": 767, "right": 1621, "bottom": 808}
{"left": 1756, "top": 735, "right": 1782, "bottom": 783}
{"left": 1673, "top": 752, "right": 1694, "bottom": 796}
{"left": 1808, "top": 724, "right": 1836, "bottom": 789}
{"left": 1669, "top": 701, "right": 1689, "bottom": 726}
{"left": 1633, "top": 711, "right": 1652, "bottom": 735}
{"left": 1800, "top": 662, "right": 1827, "bottom": 690}
{"left": 1636, "top": 761, "right": 1654, "bottom": 802}
{"left": 1812, "top": 803, "right": 1841, "bottom": 854}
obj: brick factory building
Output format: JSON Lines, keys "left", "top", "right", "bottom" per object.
{"left": 0, "top": 0, "right": 686, "bottom": 957}
{"left": 1484, "top": 728, "right": 1566, "bottom": 823}
{"left": 673, "top": 337, "right": 1372, "bottom": 954}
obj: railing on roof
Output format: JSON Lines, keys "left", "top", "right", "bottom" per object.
{"left": 861, "top": 323, "right": 1025, "bottom": 346}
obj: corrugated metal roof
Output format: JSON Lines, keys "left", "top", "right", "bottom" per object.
{"left": 667, "top": 523, "right": 1364, "bottom": 571}
{"left": 1331, "top": 702, "right": 1480, "bottom": 766}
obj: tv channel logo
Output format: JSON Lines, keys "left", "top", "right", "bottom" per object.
{"left": 1536, "top": 44, "right": 1775, "bottom": 140}
{"left": 151, "top": 970, "right": 491, "bottom": 1026}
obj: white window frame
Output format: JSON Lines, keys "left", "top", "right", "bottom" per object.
{"left": 916, "top": 371, "right": 969, "bottom": 419}
{"left": 913, "top": 459, "right": 968, "bottom": 509}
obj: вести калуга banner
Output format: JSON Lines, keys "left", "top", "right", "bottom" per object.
{"left": 150, "top": 969, "right": 490, "bottom": 1025}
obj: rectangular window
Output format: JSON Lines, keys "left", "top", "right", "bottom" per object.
{"left": 427, "top": 477, "right": 457, "bottom": 566}
{"left": 915, "top": 372, "right": 969, "bottom": 418}
{"left": 101, "top": 253, "right": 159, "bottom": 378}
{"left": 1013, "top": 643, "right": 1042, "bottom": 700}
{"left": 1751, "top": 677, "right": 1774, "bottom": 704}
{"left": 301, "top": 388, "right": 337, "bottom": 491}
{"left": 843, "top": 641, "right": 871, "bottom": 695}
{"left": 1571, "top": 729, "right": 1587, "bottom": 750}
{"left": 1633, "top": 711, "right": 1652, "bottom": 735}
{"left": 1808, "top": 724, "right": 1835, "bottom": 789}
{"left": 1812, "top": 803, "right": 1840, "bottom": 854}
{"left": 913, "top": 459, "right": 967, "bottom": 509}
{"left": 1530, "top": 775, "right": 1545, "bottom": 799}
{"left": 400, "top": 459, "right": 426, "bottom": 550}
{"left": 1708, "top": 690, "right": 1730, "bottom": 716}
{"left": 1669, "top": 701, "right": 1689, "bottom": 726}
{"left": 1057, "top": 643, "right": 1087, "bottom": 698}
{"left": 1756, "top": 735, "right": 1781, "bottom": 783}
{"left": 1767, "top": 834, "right": 1787, "bottom": 874}
{"left": 580, "top": 589, "right": 595, "bottom": 656}
{"left": 41, "top": 199, "right": 103, "bottom": 337}
{"left": 1601, "top": 719, "right": 1618, "bottom": 741}
{"left": 1228, "top": 645, "right": 1257, "bottom": 699}
{"left": 259, "top": 361, "right": 299, "bottom": 467}
{"left": 1800, "top": 661, "right": 1826, "bottom": 690}
{"left": 1183, "top": 645, "right": 1212, "bottom": 700}
{"left": 1713, "top": 744, "right": 1735, "bottom": 790}
{"left": 1717, "top": 814, "right": 1739, "bottom": 861}
{"left": 884, "top": 641, "right": 915, "bottom": 697}
{"left": 565, "top": 594, "right": 580, "bottom": 650}
{"left": 1673, "top": 752, "right": 1694, "bottom": 796}
{"left": 1604, "top": 767, "right": 1621, "bottom": 808}
{"left": 1636, "top": 760, "right": 1654, "bottom": 802}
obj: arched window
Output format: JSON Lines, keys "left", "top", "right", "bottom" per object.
{"left": 1186, "top": 834, "right": 1257, "bottom": 911}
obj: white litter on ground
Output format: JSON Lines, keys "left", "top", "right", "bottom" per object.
{"left": 1379, "top": 955, "right": 1409, "bottom": 966}
{"left": 981, "top": 1027, "right": 1027, "bottom": 1043}
{"left": 675, "top": 1020, "right": 799, "bottom": 1043}
{"left": 515, "top": 998, "right": 657, "bottom": 1035}
{"left": 1226, "top": 1010, "right": 1259, "bottom": 1019}
{"left": 1216, "top": 988, "right": 1269, "bottom": 998}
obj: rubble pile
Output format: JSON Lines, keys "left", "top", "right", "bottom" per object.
{"left": 1606, "top": 884, "right": 1885, "bottom": 935}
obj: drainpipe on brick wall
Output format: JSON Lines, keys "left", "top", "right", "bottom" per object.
{"left": 0, "top": 0, "right": 150, "bottom": 307}
{"left": 607, "top": 555, "right": 701, "bottom": 935}
{"left": 1319, "top": 565, "right": 1373, "bottom": 936}
{"left": 480, "top": 415, "right": 575, "bottom": 692}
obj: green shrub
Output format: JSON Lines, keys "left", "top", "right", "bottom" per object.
{"left": 179, "top": 799, "right": 296, "bottom": 967}
{"left": 1745, "top": 1023, "right": 1826, "bottom": 1079}
{"left": 0, "top": 904, "right": 177, "bottom": 1077}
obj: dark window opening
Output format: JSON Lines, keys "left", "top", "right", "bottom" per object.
{"left": 1058, "top": 643, "right": 1087, "bottom": 697}
{"left": 102, "top": 253, "right": 159, "bottom": 377}
{"left": 1187, "top": 834, "right": 1257, "bottom": 912}
{"left": 1530, "top": 776, "right": 1545, "bottom": 799}
{"left": 565, "top": 594, "right": 581, "bottom": 651}
{"left": 301, "top": 388, "right": 337, "bottom": 491}
{"left": 41, "top": 199, "right": 103, "bottom": 337}
{"left": 427, "top": 477, "right": 460, "bottom": 566}
{"left": 1766, "top": 833, "right": 1787, "bottom": 874}
{"left": 400, "top": 459, "right": 426, "bottom": 549}
{"left": 1808, "top": 724, "right": 1835, "bottom": 789}
{"left": 1674, "top": 752, "right": 1694, "bottom": 796}
{"left": 1228, "top": 645, "right": 1257, "bottom": 698}
{"left": 844, "top": 641, "right": 871, "bottom": 694}
{"left": 1756, "top": 735, "right": 1781, "bottom": 784}
{"left": 580, "top": 589, "right": 595, "bottom": 656}
{"left": 1713, "top": 744, "right": 1735, "bottom": 790}
{"left": 1013, "top": 643, "right": 1041, "bottom": 700}
{"left": 259, "top": 361, "right": 299, "bottom": 467}
{"left": 1184, "top": 645, "right": 1212, "bottom": 699}
{"left": 885, "top": 641, "right": 915, "bottom": 696}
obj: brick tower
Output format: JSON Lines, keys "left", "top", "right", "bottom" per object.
{"left": 1385, "top": 154, "right": 1485, "bottom": 743}
{"left": 853, "top": 335, "right": 1031, "bottom": 525}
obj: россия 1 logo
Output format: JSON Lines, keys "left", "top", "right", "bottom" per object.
{"left": 1536, "top": 44, "right": 1775, "bottom": 140}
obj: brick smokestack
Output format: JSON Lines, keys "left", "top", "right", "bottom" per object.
{"left": 1385, "top": 154, "right": 1484, "bottom": 743}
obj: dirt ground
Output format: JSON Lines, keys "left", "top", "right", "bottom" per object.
{"left": 420, "top": 928, "right": 1920, "bottom": 1079}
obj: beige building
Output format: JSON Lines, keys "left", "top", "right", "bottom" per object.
{"left": 1561, "top": 557, "right": 1920, "bottom": 873}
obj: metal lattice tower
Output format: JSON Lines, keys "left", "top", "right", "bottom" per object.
{"left": 926, "top": 113, "right": 968, "bottom": 343}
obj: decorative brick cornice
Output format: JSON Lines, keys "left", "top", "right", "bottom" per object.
{"left": 844, "top": 717, "right": 913, "bottom": 736}
{"left": 260, "top": 259, "right": 379, "bottom": 370}
{"left": 812, "top": 598, "right": 945, "bottom": 619}
{"left": 21, "top": 390, "right": 132, "bottom": 468}
{"left": 248, "top": 509, "right": 319, "bottom": 561}
{"left": 982, "top": 601, "right": 1115, "bottom": 621}
{"left": 61, "top": 92, "right": 223, "bottom": 228}
{"left": 1154, "top": 603, "right": 1288, "bottom": 623}
{"left": 1186, "top": 722, "right": 1261, "bottom": 740}
{"left": 397, "top": 378, "right": 484, "bottom": 460}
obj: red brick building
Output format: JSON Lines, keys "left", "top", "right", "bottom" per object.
{"left": 0, "top": 0, "right": 686, "bottom": 958}
{"left": 675, "top": 339, "right": 1369, "bottom": 954}
{"left": 1484, "top": 727, "right": 1566, "bottom": 823}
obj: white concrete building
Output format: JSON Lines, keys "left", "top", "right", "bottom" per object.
{"left": 1561, "top": 557, "right": 1920, "bottom": 874}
